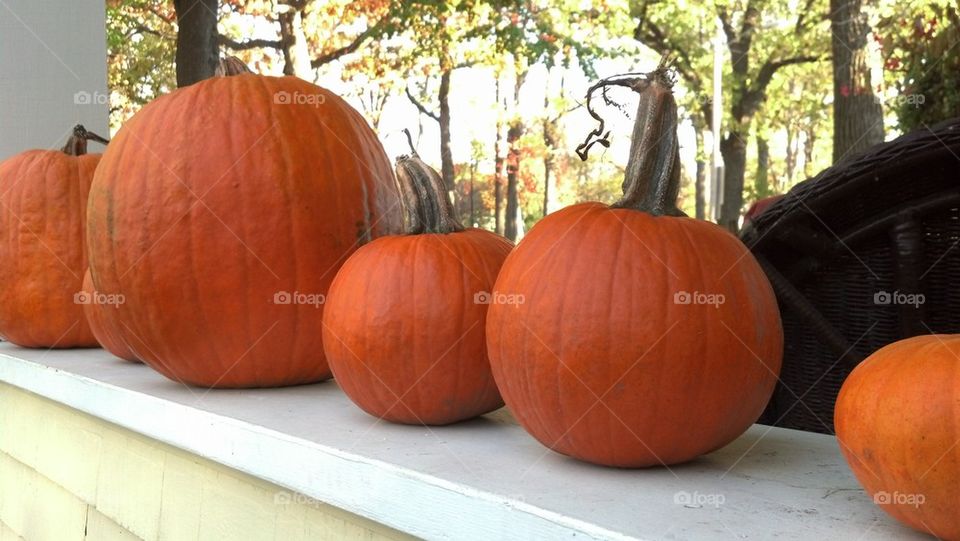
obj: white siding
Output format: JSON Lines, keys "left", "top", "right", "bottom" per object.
{"left": 0, "top": 0, "right": 109, "bottom": 160}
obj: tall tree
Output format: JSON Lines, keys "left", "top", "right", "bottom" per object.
{"left": 693, "top": 121, "right": 707, "bottom": 219}
{"left": 541, "top": 58, "right": 573, "bottom": 217}
{"left": 493, "top": 73, "right": 506, "bottom": 235}
{"left": 492, "top": 1, "right": 610, "bottom": 239}
{"left": 218, "top": 1, "right": 397, "bottom": 77}
{"left": 754, "top": 135, "right": 770, "bottom": 198}
{"left": 106, "top": 0, "right": 178, "bottom": 129}
{"left": 277, "top": 0, "right": 312, "bottom": 77}
{"left": 504, "top": 119, "right": 524, "bottom": 241}
{"left": 542, "top": 81, "right": 559, "bottom": 216}
{"left": 174, "top": 0, "right": 219, "bottom": 87}
{"left": 403, "top": 2, "right": 499, "bottom": 192}
{"left": 634, "top": 2, "right": 713, "bottom": 217}
{"left": 758, "top": 62, "right": 832, "bottom": 189}
{"left": 831, "top": 0, "right": 884, "bottom": 162}
{"left": 634, "top": 0, "right": 827, "bottom": 232}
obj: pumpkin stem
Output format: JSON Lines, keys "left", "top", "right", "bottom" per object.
{"left": 402, "top": 128, "right": 418, "bottom": 156}
{"left": 215, "top": 56, "right": 253, "bottom": 77}
{"left": 577, "top": 61, "right": 685, "bottom": 217}
{"left": 395, "top": 154, "right": 464, "bottom": 235}
{"left": 61, "top": 124, "right": 109, "bottom": 156}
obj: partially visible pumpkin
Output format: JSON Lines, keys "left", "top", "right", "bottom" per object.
{"left": 485, "top": 68, "right": 783, "bottom": 467}
{"left": 86, "top": 61, "right": 402, "bottom": 387}
{"left": 836, "top": 335, "right": 960, "bottom": 540}
{"left": 81, "top": 270, "right": 138, "bottom": 362}
{"left": 323, "top": 151, "right": 511, "bottom": 424}
{"left": 0, "top": 126, "right": 108, "bottom": 347}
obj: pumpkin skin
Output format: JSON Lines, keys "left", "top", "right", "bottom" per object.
{"left": 86, "top": 73, "right": 402, "bottom": 387}
{"left": 835, "top": 335, "right": 960, "bottom": 540}
{"left": 0, "top": 140, "right": 102, "bottom": 347}
{"left": 486, "top": 204, "right": 782, "bottom": 467}
{"left": 486, "top": 69, "right": 782, "bottom": 467}
{"left": 324, "top": 229, "right": 511, "bottom": 424}
{"left": 323, "top": 156, "right": 511, "bottom": 424}
{"left": 81, "top": 270, "right": 138, "bottom": 362}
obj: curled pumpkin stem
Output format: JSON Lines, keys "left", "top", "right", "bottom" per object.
{"left": 577, "top": 60, "right": 684, "bottom": 217}
{"left": 402, "top": 128, "right": 419, "bottom": 156}
{"left": 575, "top": 73, "right": 648, "bottom": 161}
{"left": 61, "top": 124, "right": 109, "bottom": 156}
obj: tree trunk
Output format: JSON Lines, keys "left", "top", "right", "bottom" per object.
{"left": 542, "top": 119, "right": 557, "bottom": 218}
{"left": 694, "top": 126, "right": 706, "bottom": 220}
{"left": 541, "top": 69, "right": 563, "bottom": 218}
{"left": 438, "top": 69, "right": 454, "bottom": 192}
{"left": 785, "top": 124, "right": 797, "bottom": 186}
{"left": 469, "top": 158, "right": 476, "bottom": 226}
{"left": 364, "top": 89, "right": 388, "bottom": 131}
{"left": 277, "top": 3, "right": 312, "bottom": 78}
{"left": 504, "top": 66, "right": 527, "bottom": 242}
{"left": 830, "top": 0, "right": 884, "bottom": 162}
{"left": 493, "top": 77, "right": 505, "bottom": 236}
{"left": 804, "top": 127, "right": 817, "bottom": 178}
{"left": 542, "top": 151, "right": 552, "bottom": 217}
{"left": 719, "top": 133, "right": 747, "bottom": 233}
{"left": 504, "top": 121, "right": 523, "bottom": 242}
{"left": 755, "top": 136, "right": 770, "bottom": 198}
{"left": 174, "top": 0, "right": 220, "bottom": 87}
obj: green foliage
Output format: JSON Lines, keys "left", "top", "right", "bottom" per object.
{"left": 104, "top": 0, "right": 880, "bottom": 230}
{"left": 877, "top": 0, "right": 960, "bottom": 132}
{"left": 106, "top": 0, "right": 177, "bottom": 131}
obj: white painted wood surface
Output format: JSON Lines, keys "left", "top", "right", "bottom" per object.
{"left": 0, "top": 344, "right": 925, "bottom": 541}
{"left": 0, "top": 0, "right": 109, "bottom": 160}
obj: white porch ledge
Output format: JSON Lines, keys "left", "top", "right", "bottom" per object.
{"left": 0, "top": 343, "right": 922, "bottom": 541}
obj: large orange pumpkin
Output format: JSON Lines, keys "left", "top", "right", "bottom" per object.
{"left": 86, "top": 69, "right": 402, "bottom": 387}
{"left": 323, "top": 153, "right": 511, "bottom": 424}
{"left": 0, "top": 126, "right": 108, "bottom": 347}
{"left": 486, "top": 69, "right": 783, "bottom": 467}
{"left": 835, "top": 335, "right": 960, "bottom": 540}
{"left": 81, "top": 270, "right": 137, "bottom": 362}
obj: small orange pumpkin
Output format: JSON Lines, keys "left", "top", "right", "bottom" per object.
{"left": 0, "top": 126, "right": 108, "bottom": 347}
{"left": 486, "top": 69, "right": 783, "bottom": 467}
{"left": 81, "top": 270, "right": 138, "bottom": 362}
{"left": 836, "top": 335, "right": 960, "bottom": 540}
{"left": 323, "top": 152, "right": 511, "bottom": 424}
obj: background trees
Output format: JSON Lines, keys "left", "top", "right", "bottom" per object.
{"left": 830, "top": 0, "right": 884, "bottom": 162}
{"left": 105, "top": 0, "right": 960, "bottom": 235}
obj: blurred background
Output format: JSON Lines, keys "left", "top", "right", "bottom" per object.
{"left": 105, "top": 0, "right": 958, "bottom": 237}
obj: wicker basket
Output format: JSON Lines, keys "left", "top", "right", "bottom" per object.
{"left": 741, "top": 117, "right": 960, "bottom": 434}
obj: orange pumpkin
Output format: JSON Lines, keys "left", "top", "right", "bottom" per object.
{"left": 81, "top": 270, "right": 138, "bottom": 362}
{"left": 486, "top": 69, "right": 783, "bottom": 467}
{"left": 86, "top": 68, "right": 402, "bottom": 387}
{"left": 323, "top": 153, "right": 511, "bottom": 424}
{"left": 836, "top": 335, "right": 960, "bottom": 540}
{"left": 0, "top": 126, "right": 108, "bottom": 347}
